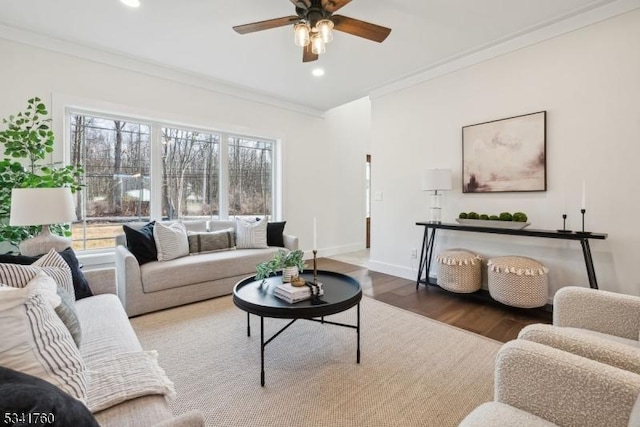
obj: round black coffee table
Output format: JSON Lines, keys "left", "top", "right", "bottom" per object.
{"left": 233, "top": 270, "right": 362, "bottom": 386}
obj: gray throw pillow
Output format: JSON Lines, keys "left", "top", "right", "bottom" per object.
{"left": 188, "top": 229, "right": 236, "bottom": 254}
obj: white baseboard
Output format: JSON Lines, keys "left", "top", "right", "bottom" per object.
{"left": 368, "top": 259, "right": 421, "bottom": 281}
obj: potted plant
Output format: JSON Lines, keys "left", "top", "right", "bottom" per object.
{"left": 256, "top": 249, "right": 306, "bottom": 283}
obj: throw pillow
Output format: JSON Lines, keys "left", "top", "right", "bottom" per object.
{"left": 0, "top": 247, "right": 93, "bottom": 300}
{"left": 236, "top": 217, "right": 268, "bottom": 249}
{"left": 0, "top": 366, "right": 99, "bottom": 427}
{"left": 123, "top": 221, "right": 157, "bottom": 265}
{"left": 0, "top": 248, "right": 75, "bottom": 298}
{"left": 27, "top": 271, "right": 82, "bottom": 348}
{"left": 0, "top": 283, "right": 86, "bottom": 402}
{"left": 188, "top": 228, "right": 236, "bottom": 254}
{"left": 267, "top": 221, "right": 287, "bottom": 247}
{"left": 154, "top": 222, "right": 189, "bottom": 261}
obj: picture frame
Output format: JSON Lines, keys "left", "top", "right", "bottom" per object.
{"left": 462, "top": 111, "right": 546, "bottom": 193}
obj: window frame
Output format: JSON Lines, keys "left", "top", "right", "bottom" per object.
{"left": 61, "top": 102, "right": 281, "bottom": 257}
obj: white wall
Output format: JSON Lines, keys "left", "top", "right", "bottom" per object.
{"left": 0, "top": 37, "right": 369, "bottom": 258}
{"left": 369, "top": 10, "right": 640, "bottom": 297}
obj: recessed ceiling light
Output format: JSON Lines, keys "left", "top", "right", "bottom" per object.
{"left": 312, "top": 68, "right": 325, "bottom": 77}
{"left": 120, "top": 0, "right": 140, "bottom": 8}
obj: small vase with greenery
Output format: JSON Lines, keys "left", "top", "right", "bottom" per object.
{"left": 255, "top": 249, "right": 306, "bottom": 283}
{"left": 0, "top": 97, "right": 83, "bottom": 250}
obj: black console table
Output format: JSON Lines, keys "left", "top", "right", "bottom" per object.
{"left": 416, "top": 222, "right": 607, "bottom": 291}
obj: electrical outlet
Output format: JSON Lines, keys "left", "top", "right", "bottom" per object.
{"left": 410, "top": 248, "right": 417, "bottom": 259}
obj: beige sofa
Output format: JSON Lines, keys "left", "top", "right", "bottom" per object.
{"left": 81, "top": 268, "right": 203, "bottom": 426}
{"left": 115, "top": 220, "right": 298, "bottom": 317}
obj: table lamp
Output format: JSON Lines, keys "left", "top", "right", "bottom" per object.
{"left": 10, "top": 187, "right": 77, "bottom": 256}
{"left": 421, "top": 169, "right": 452, "bottom": 223}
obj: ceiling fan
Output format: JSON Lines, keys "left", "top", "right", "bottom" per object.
{"left": 233, "top": 0, "right": 391, "bottom": 63}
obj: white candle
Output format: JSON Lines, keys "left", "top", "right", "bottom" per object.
{"left": 313, "top": 217, "right": 317, "bottom": 251}
{"left": 581, "top": 180, "right": 586, "bottom": 210}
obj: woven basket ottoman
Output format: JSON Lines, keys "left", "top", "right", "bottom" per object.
{"left": 436, "top": 249, "right": 482, "bottom": 293}
{"left": 487, "top": 256, "right": 549, "bottom": 308}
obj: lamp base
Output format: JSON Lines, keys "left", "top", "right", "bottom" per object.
{"left": 18, "top": 225, "right": 72, "bottom": 256}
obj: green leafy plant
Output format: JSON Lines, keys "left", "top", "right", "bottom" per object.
{"left": 0, "top": 97, "right": 83, "bottom": 249}
{"left": 458, "top": 212, "right": 468, "bottom": 219}
{"left": 255, "top": 249, "right": 306, "bottom": 281}
{"left": 479, "top": 214, "right": 489, "bottom": 220}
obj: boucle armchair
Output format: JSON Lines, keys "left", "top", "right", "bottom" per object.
{"left": 459, "top": 339, "right": 640, "bottom": 427}
{"left": 518, "top": 287, "right": 640, "bottom": 374}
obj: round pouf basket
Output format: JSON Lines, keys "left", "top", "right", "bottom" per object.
{"left": 487, "top": 256, "right": 549, "bottom": 308}
{"left": 436, "top": 249, "right": 482, "bottom": 293}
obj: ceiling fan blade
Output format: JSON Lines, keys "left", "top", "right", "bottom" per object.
{"left": 290, "top": 0, "right": 311, "bottom": 8}
{"left": 331, "top": 15, "right": 391, "bottom": 43}
{"left": 321, "top": 0, "right": 352, "bottom": 13}
{"left": 302, "top": 45, "right": 319, "bottom": 62}
{"left": 233, "top": 16, "right": 300, "bottom": 34}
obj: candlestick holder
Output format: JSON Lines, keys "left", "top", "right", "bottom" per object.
{"left": 557, "top": 213, "right": 572, "bottom": 233}
{"left": 575, "top": 208, "right": 592, "bottom": 235}
{"left": 312, "top": 249, "right": 318, "bottom": 285}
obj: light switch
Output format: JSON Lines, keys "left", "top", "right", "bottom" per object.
{"left": 373, "top": 191, "right": 383, "bottom": 201}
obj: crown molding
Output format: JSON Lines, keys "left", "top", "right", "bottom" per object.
{"left": 369, "top": 0, "right": 640, "bottom": 101}
{"left": 0, "top": 24, "right": 326, "bottom": 118}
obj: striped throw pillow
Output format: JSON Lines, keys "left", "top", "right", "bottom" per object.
{"left": 188, "top": 228, "right": 236, "bottom": 254}
{"left": 0, "top": 248, "right": 74, "bottom": 298}
{"left": 153, "top": 222, "right": 189, "bottom": 261}
{"left": 0, "top": 281, "right": 86, "bottom": 402}
{"left": 236, "top": 217, "right": 268, "bottom": 249}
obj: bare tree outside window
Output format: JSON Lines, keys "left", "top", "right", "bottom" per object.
{"left": 162, "top": 128, "right": 220, "bottom": 220}
{"left": 70, "top": 114, "right": 151, "bottom": 250}
{"left": 228, "top": 137, "right": 273, "bottom": 218}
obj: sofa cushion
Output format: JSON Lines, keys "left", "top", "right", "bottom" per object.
{"left": 0, "top": 247, "right": 93, "bottom": 300}
{"left": 154, "top": 222, "right": 189, "bottom": 261}
{"left": 140, "top": 247, "right": 281, "bottom": 293}
{"left": 0, "top": 248, "right": 75, "bottom": 297}
{"left": 0, "top": 282, "right": 86, "bottom": 402}
{"left": 27, "top": 271, "right": 82, "bottom": 348}
{"left": 0, "top": 366, "right": 99, "bottom": 427}
{"left": 188, "top": 228, "right": 235, "bottom": 254}
{"left": 236, "top": 217, "right": 268, "bottom": 249}
{"left": 460, "top": 402, "right": 557, "bottom": 427}
{"left": 76, "top": 294, "right": 142, "bottom": 364}
{"left": 123, "top": 221, "right": 157, "bottom": 265}
{"left": 209, "top": 220, "right": 236, "bottom": 232}
{"left": 267, "top": 221, "right": 287, "bottom": 247}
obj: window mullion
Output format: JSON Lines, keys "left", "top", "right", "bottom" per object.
{"left": 150, "top": 123, "right": 163, "bottom": 221}
{"left": 219, "top": 133, "right": 230, "bottom": 219}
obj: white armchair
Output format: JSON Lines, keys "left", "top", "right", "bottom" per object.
{"left": 459, "top": 339, "right": 640, "bottom": 427}
{"left": 518, "top": 287, "right": 640, "bottom": 374}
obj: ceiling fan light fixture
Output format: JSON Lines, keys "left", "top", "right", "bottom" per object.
{"left": 316, "top": 19, "right": 334, "bottom": 43}
{"left": 294, "top": 22, "right": 311, "bottom": 47}
{"left": 310, "top": 33, "right": 326, "bottom": 55}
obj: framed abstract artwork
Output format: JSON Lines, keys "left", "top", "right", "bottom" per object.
{"left": 462, "top": 111, "right": 546, "bottom": 193}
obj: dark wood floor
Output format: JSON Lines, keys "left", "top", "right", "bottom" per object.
{"left": 317, "top": 257, "right": 552, "bottom": 342}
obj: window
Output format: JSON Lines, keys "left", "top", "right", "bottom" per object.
{"left": 70, "top": 115, "right": 151, "bottom": 251}
{"left": 69, "top": 112, "right": 277, "bottom": 251}
{"left": 162, "top": 128, "right": 220, "bottom": 220}
{"left": 228, "top": 136, "right": 273, "bottom": 218}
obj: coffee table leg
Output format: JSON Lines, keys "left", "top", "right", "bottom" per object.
{"left": 260, "top": 316, "right": 265, "bottom": 387}
{"left": 357, "top": 303, "right": 361, "bottom": 364}
{"left": 247, "top": 312, "right": 251, "bottom": 337}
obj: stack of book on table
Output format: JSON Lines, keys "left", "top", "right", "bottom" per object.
{"left": 274, "top": 282, "right": 324, "bottom": 304}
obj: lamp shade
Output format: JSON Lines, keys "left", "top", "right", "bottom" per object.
{"left": 421, "top": 169, "right": 453, "bottom": 191}
{"left": 10, "top": 187, "right": 76, "bottom": 226}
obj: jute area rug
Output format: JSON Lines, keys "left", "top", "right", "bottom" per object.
{"left": 131, "top": 295, "right": 501, "bottom": 427}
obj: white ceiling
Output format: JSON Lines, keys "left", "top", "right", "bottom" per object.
{"left": 0, "top": 0, "right": 633, "bottom": 112}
